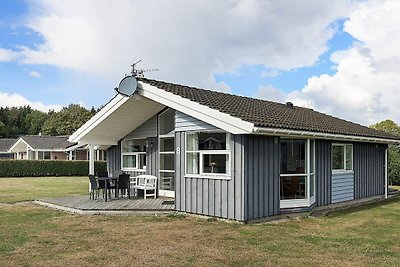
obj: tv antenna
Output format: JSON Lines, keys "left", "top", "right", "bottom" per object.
{"left": 129, "top": 60, "right": 159, "bottom": 78}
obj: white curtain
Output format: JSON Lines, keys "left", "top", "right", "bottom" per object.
{"left": 187, "top": 133, "right": 199, "bottom": 174}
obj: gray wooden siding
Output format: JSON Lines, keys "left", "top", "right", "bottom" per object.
{"left": 354, "top": 142, "right": 387, "bottom": 199}
{"left": 123, "top": 115, "right": 157, "bottom": 139}
{"left": 106, "top": 137, "right": 158, "bottom": 178}
{"left": 243, "top": 135, "right": 280, "bottom": 220}
{"left": 175, "top": 111, "right": 217, "bottom": 132}
{"left": 331, "top": 172, "right": 354, "bottom": 203}
{"left": 315, "top": 140, "right": 332, "bottom": 206}
{"left": 175, "top": 132, "right": 246, "bottom": 221}
{"left": 106, "top": 142, "right": 121, "bottom": 176}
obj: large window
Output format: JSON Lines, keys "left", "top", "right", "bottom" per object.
{"left": 280, "top": 139, "right": 315, "bottom": 207}
{"left": 121, "top": 139, "right": 146, "bottom": 170}
{"left": 38, "top": 151, "right": 51, "bottom": 160}
{"left": 332, "top": 144, "right": 353, "bottom": 171}
{"left": 186, "top": 132, "right": 230, "bottom": 177}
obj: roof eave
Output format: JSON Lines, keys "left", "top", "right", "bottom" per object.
{"left": 253, "top": 126, "right": 400, "bottom": 144}
{"left": 139, "top": 82, "right": 254, "bottom": 134}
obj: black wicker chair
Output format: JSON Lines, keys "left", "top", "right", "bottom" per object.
{"left": 117, "top": 173, "right": 130, "bottom": 199}
{"left": 88, "top": 175, "right": 100, "bottom": 200}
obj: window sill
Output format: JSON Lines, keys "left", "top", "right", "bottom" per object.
{"left": 332, "top": 170, "right": 354, "bottom": 175}
{"left": 184, "top": 174, "right": 231, "bottom": 180}
{"left": 121, "top": 168, "right": 146, "bottom": 172}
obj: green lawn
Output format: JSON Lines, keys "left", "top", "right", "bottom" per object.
{"left": 0, "top": 176, "right": 88, "bottom": 203}
{"left": 390, "top": 185, "right": 400, "bottom": 191}
{"left": 0, "top": 177, "right": 399, "bottom": 266}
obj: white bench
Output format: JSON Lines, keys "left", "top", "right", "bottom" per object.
{"left": 131, "top": 175, "right": 157, "bottom": 199}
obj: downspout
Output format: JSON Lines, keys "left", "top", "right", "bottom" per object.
{"left": 385, "top": 148, "right": 388, "bottom": 199}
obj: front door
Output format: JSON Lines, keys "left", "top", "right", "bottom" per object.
{"left": 158, "top": 109, "right": 175, "bottom": 198}
{"left": 159, "top": 136, "right": 175, "bottom": 197}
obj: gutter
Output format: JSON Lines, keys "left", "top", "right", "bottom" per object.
{"left": 253, "top": 127, "right": 400, "bottom": 144}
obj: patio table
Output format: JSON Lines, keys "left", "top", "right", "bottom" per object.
{"left": 97, "top": 176, "right": 119, "bottom": 202}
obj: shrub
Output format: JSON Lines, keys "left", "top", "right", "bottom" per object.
{"left": 0, "top": 160, "right": 107, "bottom": 177}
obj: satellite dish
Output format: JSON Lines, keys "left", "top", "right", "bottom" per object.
{"left": 115, "top": 75, "right": 138, "bottom": 97}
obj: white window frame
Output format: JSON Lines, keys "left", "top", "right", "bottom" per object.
{"left": 185, "top": 131, "right": 231, "bottom": 179}
{"left": 332, "top": 143, "right": 353, "bottom": 173}
{"left": 121, "top": 138, "right": 146, "bottom": 171}
{"left": 280, "top": 138, "right": 316, "bottom": 209}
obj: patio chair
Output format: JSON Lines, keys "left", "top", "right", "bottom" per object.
{"left": 88, "top": 175, "right": 100, "bottom": 200}
{"left": 117, "top": 173, "right": 130, "bottom": 199}
{"left": 98, "top": 171, "right": 117, "bottom": 199}
{"left": 132, "top": 175, "right": 158, "bottom": 199}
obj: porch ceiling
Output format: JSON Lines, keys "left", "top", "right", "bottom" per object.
{"left": 79, "top": 96, "right": 165, "bottom": 145}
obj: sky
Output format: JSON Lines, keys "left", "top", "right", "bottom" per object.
{"left": 0, "top": 0, "right": 399, "bottom": 126}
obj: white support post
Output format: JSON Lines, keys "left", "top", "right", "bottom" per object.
{"left": 89, "top": 145, "right": 95, "bottom": 175}
{"left": 385, "top": 148, "right": 388, "bottom": 199}
{"left": 88, "top": 144, "right": 95, "bottom": 193}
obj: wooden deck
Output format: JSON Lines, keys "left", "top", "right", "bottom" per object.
{"left": 36, "top": 195, "right": 175, "bottom": 213}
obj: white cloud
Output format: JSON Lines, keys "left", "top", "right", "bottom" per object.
{"left": 29, "top": 70, "right": 41, "bottom": 78}
{"left": 0, "top": 48, "right": 18, "bottom": 62}
{"left": 261, "top": 69, "right": 280, "bottom": 78}
{"left": 14, "top": 0, "right": 354, "bottom": 90}
{"left": 0, "top": 91, "right": 62, "bottom": 112}
{"left": 257, "top": 85, "right": 286, "bottom": 103}
{"left": 285, "top": 0, "right": 400, "bottom": 125}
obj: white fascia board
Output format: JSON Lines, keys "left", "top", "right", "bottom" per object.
{"left": 8, "top": 138, "right": 32, "bottom": 152}
{"left": 253, "top": 127, "right": 400, "bottom": 144}
{"left": 79, "top": 139, "right": 118, "bottom": 146}
{"left": 138, "top": 83, "right": 254, "bottom": 134}
{"left": 69, "top": 94, "right": 129, "bottom": 143}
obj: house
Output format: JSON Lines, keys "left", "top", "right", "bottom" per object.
{"left": 69, "top": 78, "right": 400, "bottom": 221}
{"left": 0, "top": 138, "right": 17, "bottom": 159}
{"left": 7, "top": 135, "right": 106, "bottom": 161}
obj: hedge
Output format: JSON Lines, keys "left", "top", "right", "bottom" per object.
{"left": 0, "top": 160, "right": 107, "bottom": 177}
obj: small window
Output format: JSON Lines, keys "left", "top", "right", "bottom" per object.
{"left": 121, "top": 139, "right": 146, "bottom": 170}
{"left": 186, "top": 132, "right": 230, "bottom": 176}
{"left": 332, "top": 144, "right": 353, "bottom": 171}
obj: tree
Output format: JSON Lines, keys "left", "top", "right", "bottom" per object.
{"left": 371, "top": 120, "right": 400, "bottom": 136}
{"left": 25, "top": 110, "right": 50, "bottom": 135}
{"left": 371, "top": 120, "right": 400, "bottom": 185}
{"left": 41, "top": 104, "right": 94, "bottom": 136}
{"left": 0, "top": 120, "right": 4, "bottom": 137}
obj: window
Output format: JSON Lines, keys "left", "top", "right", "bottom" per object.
{"left": 332, "top": 144, "right": 353, "bottom": 171}
{"left": 38, "top": 151, "right": 50, "bottom": 160}
{"left": 158, "top": 109, "right": 175, "bottom": 195}
{"left": 121, "top": 139, "right": 146, "bottom": 170}
{"left": 186, "top": 132, "right": 230, "bottom": 177}
{"left": 280, "top": 139, "right": 315, "bottom": 206}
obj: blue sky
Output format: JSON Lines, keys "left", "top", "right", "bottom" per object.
{"left": 0, "top": 1, "right": 398, "bottom": 125}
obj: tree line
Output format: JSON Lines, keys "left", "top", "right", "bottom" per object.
{"left": 0, "top": 104, "right": 96, "bottom": 138}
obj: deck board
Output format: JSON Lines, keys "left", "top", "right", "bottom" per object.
{"left": 38, "top": 195, "right": 175, "bottom": 211}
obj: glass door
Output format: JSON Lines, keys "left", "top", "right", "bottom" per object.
{"left": 158, "top": 109, "right": 175, "bottom": 198}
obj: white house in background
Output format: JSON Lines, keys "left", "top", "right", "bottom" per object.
{"left": 0, "top": 138, "right": 17, "bottom": 159}
{"left": 7, "top": 135, "right": 106, "bottom": 161}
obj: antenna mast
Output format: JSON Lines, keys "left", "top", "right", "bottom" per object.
{"left": 130, "top": 60, "right": 158, "bottom": 78}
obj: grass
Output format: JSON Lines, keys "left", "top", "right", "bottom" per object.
{"left": 0, "top": 176, "right": 87, "bottom": 203}
{"left": 0, "top": 177, "right": 399, "bottom": 266}
{"left": 390, "top": 185, "right": 400, "bottom": 191}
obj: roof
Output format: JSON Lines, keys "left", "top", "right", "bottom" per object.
{"left": 20, "top": 135, "right": 75, "bottom": 150}
{"left": 139, "top": 78, "right": 399, "bottom": 141}
{"left": 0, "top": 138, "right": 17, "bottom": 152}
